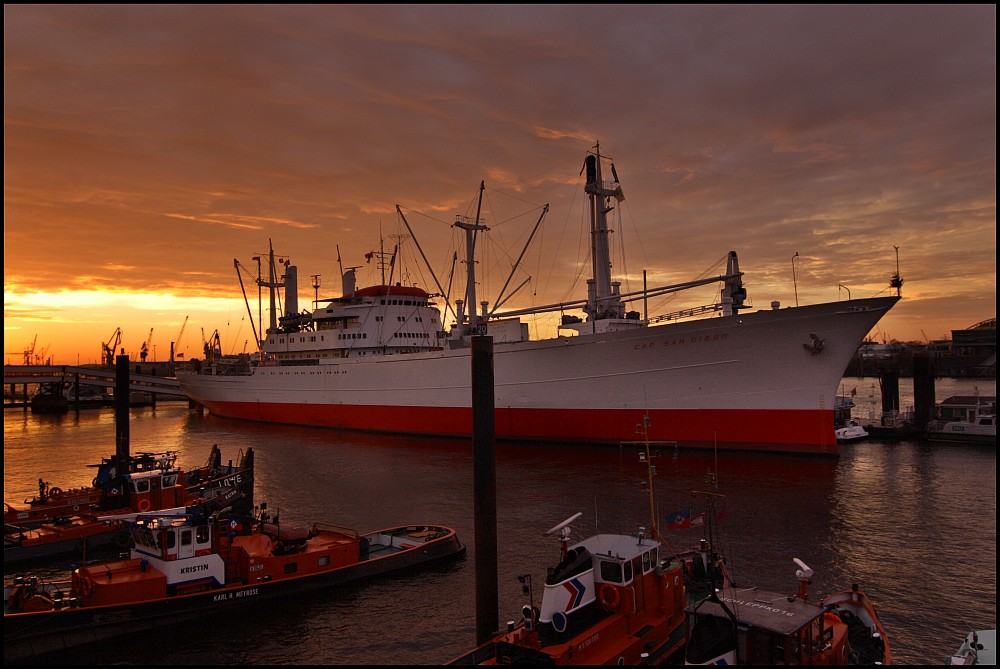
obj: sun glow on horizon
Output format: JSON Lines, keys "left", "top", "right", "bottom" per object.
{"left": 4, "top": 288, "right": 251, "bottom": 366}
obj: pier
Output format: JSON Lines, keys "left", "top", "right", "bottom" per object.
{"left": 3, "top": 364, "right": 188, "bottom": 409}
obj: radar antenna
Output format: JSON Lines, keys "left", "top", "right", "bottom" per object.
{"left": 793, "top": 558, "right": 814, "bottom": 600}
{"left": 544, "top": 512, "right": 582, "bottom": 560}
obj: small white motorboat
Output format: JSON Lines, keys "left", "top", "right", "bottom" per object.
{"left": 836, "top": 419, "right": 870, "bottom": 444}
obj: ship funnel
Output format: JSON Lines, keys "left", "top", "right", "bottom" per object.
{"left": 343, "top": 268, "right": 357, "bottom": 298}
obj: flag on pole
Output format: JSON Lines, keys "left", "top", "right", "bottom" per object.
{"left": 666, "top": 508, "right": 692, "bottom": 530}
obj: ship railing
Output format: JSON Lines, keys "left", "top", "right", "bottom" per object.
{"left": 647, "top": 303, "right": 723, "bottom": 324}
{"left": 311, "top": 522, "right": 360, "bottom": 539}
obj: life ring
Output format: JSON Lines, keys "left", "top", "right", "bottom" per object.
{"left": 137, "top": 499, "right": 151, "bottom": 512}
{"left": 598, "top": 583, "right": 620, "bottom": 611}
{"left": 49, "top": 487, "right": 63, "bottom": 497}
{"left": 72, "top": 505, "right": 80, "bottom": 512}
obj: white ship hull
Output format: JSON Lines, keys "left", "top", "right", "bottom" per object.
{"left": 178, "top": 296, "right": 897, "bottom": 455}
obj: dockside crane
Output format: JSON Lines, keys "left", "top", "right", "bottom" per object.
{"left": 8, "top": 335, "right": 38, "bottom": 365}
{"left": 170, "top": 316, "right": 188, "bottom": 363}
{"left": 103, "top": 327, "right": 122, "bottom": 368}
{"left": 202, "top": 328, "right": 221, "bottom": 362}
{"left": 140, "top": 328, "right": 154, "bottom": 362}
{"left": 36, "top": 343, "right": 52, "bottom": 365}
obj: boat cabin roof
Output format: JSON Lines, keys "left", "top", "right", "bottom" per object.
{"left": 688, "top": 588, "right": 823, "bottom": 636}
{"left": 354, "top": 284, "right": 430, "bottom": 299}
{"left": 574, "top": 533, "right": 659, "bottom": 563}
{"left": 129, "top": 468, "right": 179, "bottom": 483}
{"left": 939, "top": 395, "right": 996, "bottom": 408}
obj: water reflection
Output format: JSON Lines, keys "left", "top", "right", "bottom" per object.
{"left": 3, "top": 391, "right": 995, "bottom": 664}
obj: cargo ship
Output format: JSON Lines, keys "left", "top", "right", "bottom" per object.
{"left": 176, "top": 144, "right": 898, "bottom": 455}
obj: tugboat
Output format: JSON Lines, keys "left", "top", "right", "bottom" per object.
{"left": 4, "top": 447, "right": 254, "bottom": 564}
{"left": 4, "top": 445, "right": 253, "bottom": 529}
{"left": 4, "top": 503, "right": 465, "bottom": 662}
{"left": 448, "top": 418, "right": 688, "bottom": 665}
{"left": 684, "top": 558, "right": 891, "bottom": 665}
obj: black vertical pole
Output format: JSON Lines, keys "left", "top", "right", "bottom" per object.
{"left": 913, "top": 355, "right": 936, "bottom": 430}
{"left": 472, "top": 336, "right": 498, "bottom": 645}
{"left": 880, "top": 368, "right": 899, "bottom": 419}
{"left": 115, "top": 355, "right": 131, "bottom": 473}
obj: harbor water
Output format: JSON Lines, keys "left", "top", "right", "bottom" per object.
{"left": 4, "top": 376, "right": 995, "bottom": 665}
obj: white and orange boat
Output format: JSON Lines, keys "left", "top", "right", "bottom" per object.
{"left": 448, "top": 512, "right": 688, "bottom": 665}
{"left": 4, "top": 444, "right": 252, "bottom": 529}
{"left": 4, "top": 503, "right": 465, "bottom": 662}
{"left": 448, "top": 422, "right": 694, "bottom": 665}
{"left": 4, "top": 447, "right": 254, "bottom": 564}
{"left": 176, "top": 144, "right": 899, "bottom": 455}
{"left": 684, "top": 558, "right": 891, "bottom": 665}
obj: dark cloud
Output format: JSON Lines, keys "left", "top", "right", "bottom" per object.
{"left": 4, "top": 4, "right": 995, "bottom": 359}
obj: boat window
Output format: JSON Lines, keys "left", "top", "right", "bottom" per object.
{"left": 318, "top": 555, "right": 330, "bottom": 567}
{"left": 196, "top": 525, "right": 210, "bottom": 544}
{"left": 686, "top": 614, "right": 737, "bottom": 664}
{"left": 750, "top": 629, "right": 786, "bottom": 665}
{"left": 135, "top": 480, "right": 150, "bottom": 493}
{"left": 599, "top": 559, "right": 623, "bottom": 584}
{"left": 180, "top": 529, "right": 192, "bottom": 547}
{"left": 163, "top": 530, "right": 175, "bottom": 549}
{"left": 134, "top": 525, "right": 156, "bottom": 548}
{"left": 624, "top": 560, "right": 633, "bottom": 582}
{"left": 284, "top": 562, "right": 298, "bottom": 575}
{"left": 643, "top": 551, "right": 651, "bottom": 572}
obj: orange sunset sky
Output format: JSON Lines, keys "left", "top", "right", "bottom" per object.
{"left": 4, "top": 5, "right": 996, "bottom": 366}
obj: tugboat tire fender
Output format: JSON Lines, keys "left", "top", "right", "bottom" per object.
{"left": 49, "top": 487, "right": 63, "bottom": 497}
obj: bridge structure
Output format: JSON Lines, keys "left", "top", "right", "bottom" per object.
{"left": 3, "top": 364, "right": 189, "bottom": 408}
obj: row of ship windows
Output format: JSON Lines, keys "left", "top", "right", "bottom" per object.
{"left": 375, "top": 316, "right": 426, "bottom": 323}
{"left": 275, "top": 332, "right": 431, "bottom": 343}
{"left": 379, "top": 299, "right": 425, "bottom": 306}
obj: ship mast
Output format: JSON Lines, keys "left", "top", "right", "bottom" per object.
{"left": 258, "top": 239, "right": 287, "bottom": 335}
{"left": 455, "top": 181, "right": 488, "bottom": 333}
{"left": 583, "top": 143, "right": 626, "bottom": 321}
